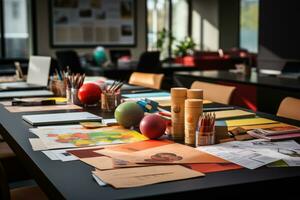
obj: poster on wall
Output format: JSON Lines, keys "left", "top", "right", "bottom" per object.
{"left": 50, "top": 0, "right": 136, "bottom": 47}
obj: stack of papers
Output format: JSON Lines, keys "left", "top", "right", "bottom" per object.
{"left": 198, "top": 139, "right": 300, "bottom": 169}
{"left": 247, "top": 125, "right": 300, "bottom": 141}
{"left": 0, "top": 90, "right": 53, "bottom": 99}
{"left": 77, "top": 141, "right": 242, "bottom": 188}
{"left": 23, "top": 112, "right": 102, "bottom": 126}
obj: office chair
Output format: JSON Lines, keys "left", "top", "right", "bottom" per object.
{"left": 191, "top": 81, "right": 236, "bottom": 105}
{"left": 136, "top": 51, "right": 161, "bottom": 73}
{"left": 55, "top": 50, "right": 84, "bottom": 73}
{"left": 129, "top": 72, "right": 164, "bottom": 89}
{"left": 0, "top": 161, "right": 47, "bottom": 200}
{"left": 109, "top": 49, "right": 131, "bottom": 65}
{"left": 277, "top": 97, "right": 300, "bottom": 121}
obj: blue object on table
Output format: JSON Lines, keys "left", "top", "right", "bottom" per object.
{"left": 123, "top": 92, "right": 170, "bottom": 98}
{"left": 136, "top": 98, "right": 159, "bottom": 113}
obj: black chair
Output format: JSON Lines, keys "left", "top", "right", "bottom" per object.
{"left": 109, "top": 50, "right": 131, "bottom": 65}
{"left": 55, "top": 50, "right": 84, "bottom": 73}
{"left": 136, "top": 51, "right": 161, "bottom": 73}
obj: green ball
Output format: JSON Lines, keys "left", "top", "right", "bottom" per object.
{"left": 114, "top": 102, "right": 144, "bottom": 128}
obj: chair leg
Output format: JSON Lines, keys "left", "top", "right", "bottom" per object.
{"left": 0, "top": 161, "right": 11, "bottom": 200}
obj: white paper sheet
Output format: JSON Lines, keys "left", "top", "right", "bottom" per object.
{"left": 42, "top": 149, "right": 78, "bottom": 162}
{"left": 198, "top": 139, "right": 300, "bottom": 168}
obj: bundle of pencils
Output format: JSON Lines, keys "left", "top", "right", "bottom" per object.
{"left": 196, "top": 112, "right": 216, "bottom": 146}
{"left": 65, "top": 73, "right": 85, "bottom": 89}
{"left": 198, "top": 112, "right": 216, "bottom": 134}
{"left": 101, "top": 80, "right": 123, "bottom": 111}
{"left": 104, "top": 80, "right": 124, "bottom": 94}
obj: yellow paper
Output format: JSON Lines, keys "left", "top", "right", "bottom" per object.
{"left": 227, "top": 122, "right": 296, "bottom": 131}
{"left": 46, "top": 97, "right": 67, "bottom": 103}
{"left": 214, "top": 109, "right": 255, "bottom": 120}
{"left": 226, "top": 117, "right": 277, "bottom": 127}
{"left": 93, "top": 165, "right": 204, "bottom": 188}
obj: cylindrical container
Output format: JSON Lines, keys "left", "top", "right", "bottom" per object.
{"left": 70, "top": 88, "right": 82, "bottom": 105}
{"left": 171, "top": 87, "right": 187, "bottom": 141}
{"left": 66, "top": 88, "right": 71, "bottom": 103}
{"left": 101, "top": 91, "right": 121, "bottom": 112}
{"left": 187, "top": 89, "right": 203, "bottom": 99}
{"left": 196, "top": 126, "right": 215, "bottom": 146}
{"left": 184, "top": 99, "right": 203, "bottom": 145}
{"left": 49, "top": 80, "right": 66, "bottom": 97}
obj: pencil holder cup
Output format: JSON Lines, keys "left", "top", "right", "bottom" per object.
{"left": 195, "top": 126, "right": 215, "bottom": 147}
{"left": 49, "top": 80, "right": 66, "bottom": 97}
{"left": 70, "top": 88, "right": 82, "bottom": 105}
{"left": 101, "top": 91, "right": 121, "bottom": 112}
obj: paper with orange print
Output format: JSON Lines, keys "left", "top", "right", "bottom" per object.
{"left": 96, "top": 143, "right": 229, "bottom": 164}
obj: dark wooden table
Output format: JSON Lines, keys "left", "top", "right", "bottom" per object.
{"left": 1, "top": 92, "right": 300, "bottom": 199}
{"left": 174, "top": 70, "right": 300, "bottom": 114}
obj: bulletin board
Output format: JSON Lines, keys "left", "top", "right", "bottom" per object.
{"left": 49, "top": 0, "right": 136, "bottom": 47}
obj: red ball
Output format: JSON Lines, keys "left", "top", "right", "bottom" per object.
{"left": 78, "top": 83, "right": 102, "bottom": 105}
{"left": 139, "top": 114, "right": 166, "bottom": 139}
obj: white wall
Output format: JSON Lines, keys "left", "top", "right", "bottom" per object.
{"left": 35, "top": 0, "right": 146, "bottom": 60}
{"left": 191, "top": 0, "right": 219, "bottom": 51}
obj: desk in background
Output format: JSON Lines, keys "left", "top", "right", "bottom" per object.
{"left": 174, "top": 70, "right": 300, "bottom": 114}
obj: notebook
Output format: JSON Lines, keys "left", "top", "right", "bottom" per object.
{"left": 226, "top": 117, "right": 277, "bottom": 127}
{"left": 0, "top": 56, "right": 51, "bottom": 91}
{"left": 214, "top": 109, "right": 255, "bottom": 120}
{"left": 0, "top": 90, "right": 53, "bottom": 99}
{"left": 22, "top": 112, "right": 102, "bottom": 126}
{"left": 122, "top": 92, "right": 170, "bottom": 98}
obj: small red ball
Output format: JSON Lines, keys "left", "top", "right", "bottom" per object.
{"left": 78, "top": 83, "right": 102, "bottom": 105}
{"left": 139, "top": 114, "right": 166, "bottom": 139}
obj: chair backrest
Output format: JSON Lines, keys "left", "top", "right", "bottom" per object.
{"left": 55, "top": 50, "right": 83, "bottom": 73}
{"left": 129, "top": 72, "right": 164, "bottom": 89}
{"left": 0, "top": 161, "right": 10, "bottom": 200}
{"left": 136, "top": 51, "right": 161, "bottom": 73}
{"left": 109, "top": 50, "right": 131, "bottom": 65}
{"left": 191, "top": 81, "right": 236, "bottom": 105}
{"left": 277, "top": 97, "right": 300, "bottom": 121}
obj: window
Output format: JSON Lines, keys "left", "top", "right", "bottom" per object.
{"left": 146, "top": 0, "right": 190, "bottom": 58}
{"left": 0, "top": 0, "right": 32, "bottom": 59}
{"left": 240, "top": 0, "right": 259, "bottom": 53}
{"left": 147, "top": 0, "right": 169, "bottom": 51}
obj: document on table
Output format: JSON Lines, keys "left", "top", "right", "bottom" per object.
{"left": 123, "top": 97, "right": 212, "bottom": 107}
{"left": 235, "top": 139, "right": 300, "bottom": 167}
{"left": 23, "top": 112, "right": 102, "bottom": 126}
{"left": 198, "top": 142, "right": 279, "bottom": 169}
{"left": 213, "top": 109, "right": 255, "bottom": 120}
{"left": 198, "top": 139, "right": 300, "bottom": 169}
{"left": 92, "top": 165, "right": 204, "bottom": 188}
{"left": 122, "top": 92, "right": 170, "bottom": 98}
{"left": 5, "top": 104, "right": 82, "bottom": 113}
{"left": 42, "top": 149, "right": 78, "bottom": 161}
{"left": 96, "top": 143, "right": 229, "bottom": 164}
{"left": 226, "top": 118, "right": 277, "bottom": 127}
{"left": 0, "top": 90, "right": 53, "bottom": 99}
{"left": 29, "top": 138, "right": 48, "bottom": 151}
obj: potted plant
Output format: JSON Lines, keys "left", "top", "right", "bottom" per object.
{"left": 174, "top": 37, "right": 196, "bottom": 66}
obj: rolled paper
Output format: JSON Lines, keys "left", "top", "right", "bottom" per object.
{"left": 171, "top": 88, "right": 187, "bottom": 141}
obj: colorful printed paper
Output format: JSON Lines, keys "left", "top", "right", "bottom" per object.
{"left": 31, "top": 126, "right": 148, "bottom": 150}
